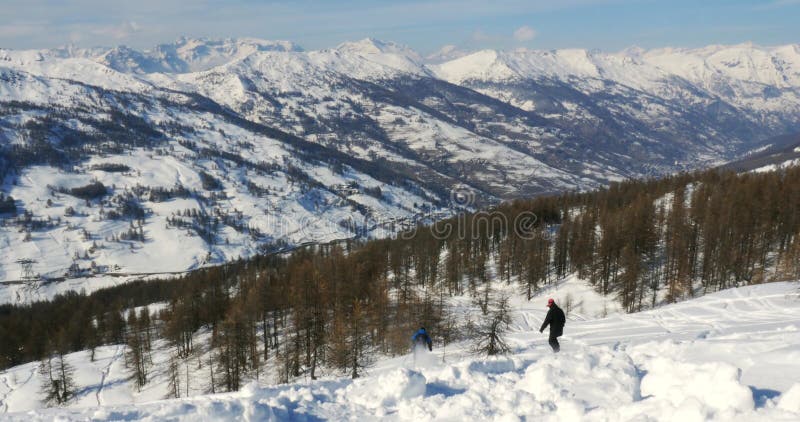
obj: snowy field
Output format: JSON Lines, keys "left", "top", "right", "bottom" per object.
{"left": 1, "top": 281, "right": 799, "bottom": 421}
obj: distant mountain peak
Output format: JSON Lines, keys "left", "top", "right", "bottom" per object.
{"left": 94, "top": 37, "right": 303, "bottom": 74}
{"left": 336, "top": 38, "right": 420, "bottom": 59}
{"left": 164, "top": 36, "right": 303, "bottom": 53}
{"left": 425, "top": 44, "right": 472, "bottom": 63}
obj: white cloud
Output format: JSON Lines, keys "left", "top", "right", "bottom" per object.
{"left": 513, "top": 25, "right": 537, "bottom": 42}
{"left": 66, "top": 21, "right": 142, "bottom": 45}
{"left": 92, "top": 21, "right": 142, "bottom": 40}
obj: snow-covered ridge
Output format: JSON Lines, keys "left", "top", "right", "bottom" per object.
{"left": 430, "top": 42, "right": 800, "bottom": 87}
{"left": 5, "top": 38, "right": 799, "bottom": 85}
{"left": 4, "top": 37, "right": 799, "bottom": 116}
{"left": 3, "top": 281, "right": 799, "bottom": 421}
{"left": 431, "top": 42, "right": 800, "bottom": 120}
{"left": 100, "top": 37, "right": 303, "bottom": 74}
{"left": 0, "top": 37, "right": 302, "bottom": 75}
{"left": 336, "top": 38, "right": 420, "bottom": 59}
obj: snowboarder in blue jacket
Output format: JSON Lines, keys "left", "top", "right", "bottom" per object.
{"left": 411, "top": 327, "right": 433, "bottom": 351}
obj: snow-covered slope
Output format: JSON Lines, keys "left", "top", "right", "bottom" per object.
{"left": 2, "top": 38, "right": 800, "bottom": 296}
{"left": 2, "top": 281, "right": 798, "bottom": 420}
{"left": 0, "top": 64, "right": 448, "bottom": 288}
{"left": 432, "top": 43, "right": 800, "bottom": 149}
{"left": 432, "top": 43, "right": 800, "bottom": 108}
{"left": 0, "top": 37, "right": 303, "bottom": 76}
{"left": 643, "top": 43, "right": 800, "bottom": 88}
{"left": 723, "top": 133, "right": 800, "bottom": 172}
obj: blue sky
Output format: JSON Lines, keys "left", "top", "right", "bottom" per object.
{"left": 0, "top": 0, "right": 798, "bottom": 52}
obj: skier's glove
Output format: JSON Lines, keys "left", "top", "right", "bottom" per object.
{"left": 539, "top": 329, "right": 543, "bottom": 333}
{"left": 428, "top": 345, "right": 432, "bottom": 351}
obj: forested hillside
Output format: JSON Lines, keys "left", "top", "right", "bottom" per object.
{"left": 1, "top": 166, "right": 799, "bottom": 401}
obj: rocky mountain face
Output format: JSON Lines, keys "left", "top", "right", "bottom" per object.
{"left": 0, "top": 37, "right": 798, "bottom": 282}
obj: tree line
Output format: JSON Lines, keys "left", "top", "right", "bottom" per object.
{"left": 1, "top": 166, "right": 799, "bottom": 405}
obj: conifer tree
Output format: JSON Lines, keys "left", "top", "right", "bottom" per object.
{"left": 39, "top": 352, "right": 76, "bottom": 406}
{"left": 473, "top": 295, "right": 512, "bottom": 356}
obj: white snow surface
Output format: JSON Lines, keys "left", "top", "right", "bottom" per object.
{"left": 0, "top": 141, "right": 440, "bottom": 303}
{"left": 753, "top": 158, "right": 800, "bottom": 173}
{"left": 431, "top": 43, "right": 800, "bottom": 116}
{"left": 432, "top": 42, "right": 800, "bottom": 89}
{"left": 2, "top": 280, "right": 799, "bottom": 421}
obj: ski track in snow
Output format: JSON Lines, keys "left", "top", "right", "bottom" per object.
{"left": 0, "top": 364, "right": 38, "bottom": 413}
{"left": 95, "top": 345, "right": 124, "bottom": 407}
{"left": 0, "top": 374, "right": 11, "bottom": 413}
{"left": 549, "top": 288, "right": 791, "bottom": 353}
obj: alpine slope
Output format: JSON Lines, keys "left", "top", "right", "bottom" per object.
{"left": 2, "top": 280, "right": 799, "bottom": 421}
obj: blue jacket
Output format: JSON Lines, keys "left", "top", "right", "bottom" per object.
{"left": 411, "top": 328, "right": 432, "bottom": 350}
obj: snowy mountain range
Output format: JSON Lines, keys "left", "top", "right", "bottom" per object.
{"left": 1, "top": 37, "right": 799, "bottom": 289}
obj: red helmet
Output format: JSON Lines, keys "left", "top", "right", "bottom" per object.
{"left": 547, "top": 298, "right": 555, "bottom": 307}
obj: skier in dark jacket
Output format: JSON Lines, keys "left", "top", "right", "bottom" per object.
{"left": 411, "top": 327, "right": 432, "bottom": 351}
{"left": 539, "top": 298, "right": 566, "bottom": 353}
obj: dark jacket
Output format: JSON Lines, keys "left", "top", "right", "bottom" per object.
{"left": 540, "top": 305, "right": 566, "bottom": 337}
{"left": 411, "top": 329, "right": 432, "bottom": 351}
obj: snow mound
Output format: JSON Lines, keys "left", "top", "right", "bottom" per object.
{"left": 778, "top": 384, "right": 800, "bottom": 413}
{"left": 639, "top": 358, "right": 754, "bottom": 419}
{"left": 344, "top": 368, "right": 427, "bottom": 411}
{"left": 518, "top": 348, "right": 640, "bottom": 408}
{"left": 409, "top": 347, "right": 641, "bottom": 420}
